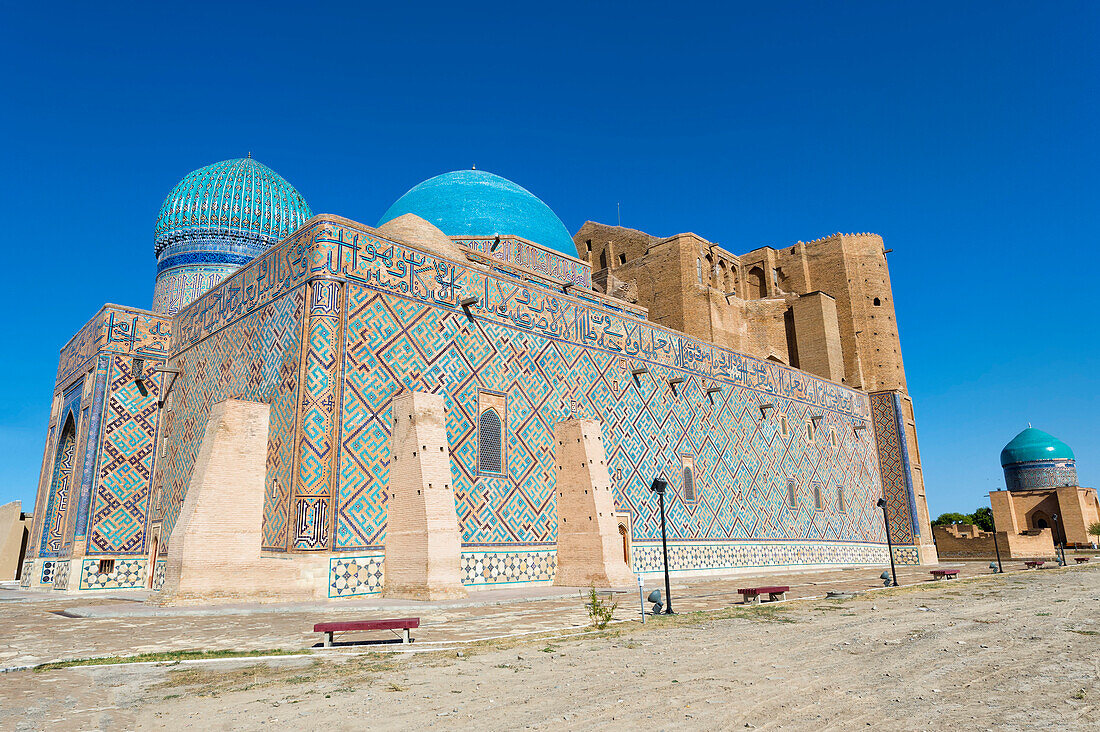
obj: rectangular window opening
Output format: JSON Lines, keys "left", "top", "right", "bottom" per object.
{"left": 98, "top": 559, "right": 115, "bottom": 575}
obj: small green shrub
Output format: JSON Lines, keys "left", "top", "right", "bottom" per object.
{"left": 585, "top": 586, "right": 618, "bottom": 629}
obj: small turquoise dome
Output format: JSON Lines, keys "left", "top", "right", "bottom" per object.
{"left": 378, "top": 170, "right": 574, "bottom": 254}
{"left": 1000, "top": 427, "right": 1075, "bottom": 466}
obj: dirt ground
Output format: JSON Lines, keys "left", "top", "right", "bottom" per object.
{"left": 2, "top": 565, "right": 1097, "bottom": 731}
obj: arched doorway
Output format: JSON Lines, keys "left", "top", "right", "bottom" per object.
{"left": 41, "top": 414, "right": 77, "bottom": 555}
{"left": 748, "top": 266, "right": 767, "bottom": 298}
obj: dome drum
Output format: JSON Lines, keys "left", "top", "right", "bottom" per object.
{"left": 1000, "top": 427, "right": 1079, "bottom": 491}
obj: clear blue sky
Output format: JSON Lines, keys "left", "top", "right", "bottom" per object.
{"left": 1, "top": 2, "right": 1096, "bottom": 518}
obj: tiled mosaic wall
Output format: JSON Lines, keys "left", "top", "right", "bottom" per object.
{"left": 39, "top": 215, "right": 905, "bottom": 593}
{"left": 29, "top": 305, "right": 171, "bottom": 569}
{"left": 869, "top": 392, "right": 920, "bottom": 550}
{"left": 153, "top": 287, "right": 307, "bottom": 548}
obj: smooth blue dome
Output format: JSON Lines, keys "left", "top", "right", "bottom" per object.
{"left": 377, "top": 170, "right": 574, "bottom": 254}
{"left": 1000, "top": 427, "right": 1075, "bottom": 466}
{"left": 154, "top": 158, "right": 312, "bottom": 260}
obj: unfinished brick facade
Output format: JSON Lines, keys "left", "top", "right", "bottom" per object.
{"left": 576, "top": 223, "right": 935, "bottom": 561}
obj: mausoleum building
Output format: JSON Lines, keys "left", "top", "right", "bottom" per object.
{"left": 22, "top": 160, "right": 936, "bottom": 600}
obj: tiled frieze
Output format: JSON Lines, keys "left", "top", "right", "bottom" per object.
{"left": 631, "top": 540, "right": 890, "bottom": 573}
{"left": 79, "top": 558, "right": 146, "bottom": 590}
{"left": 453, "top": 235, "right": 591, "bottom": 288}
{"left": 460, "top": 547, "right": 556, "bottom": 585}
{"left": 328, "top": 553, "right": 384, "bottom": 597}
{"left": 56, "top": 307, "right": 171, "bottom": 388}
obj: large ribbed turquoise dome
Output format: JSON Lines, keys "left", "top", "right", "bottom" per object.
{"left": 1000, "top": 427, "right": 1075, "bottom": 466}
{"left": 154, "top": 158, "right": 312, "bottom": 259}
{"left": 152, "top": 158, "right": 312, "bottom": 314}
{"left": 377, "top": 170, "right": 574, "bottom": 254}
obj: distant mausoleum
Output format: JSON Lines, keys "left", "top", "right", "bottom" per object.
{"left": 990, "top": 428, "right": 1098, "bottom": 549}
{"left": 22, "top": 160, "right": 936, "bottom": 601}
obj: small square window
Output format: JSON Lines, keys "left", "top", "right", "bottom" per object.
{"left": 98, "top": 559, "right": 115, "bottom": 575}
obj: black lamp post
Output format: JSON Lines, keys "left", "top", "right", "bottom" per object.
{"left": 650, "top": 477, "right": 673, "bottom": 614}
{"left": 877, "top": 497, "right": 899, "bottom": 588}
{"left": 1052, "top": 513, "right": 1066, "bottom": 566}
{"left": 986, "top": 494, "right": 1003, "bottom": 573}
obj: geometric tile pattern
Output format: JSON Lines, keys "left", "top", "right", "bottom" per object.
{"left": 87, "top": 356, "right": 160, "bottom": 554}
{"left": 328, "top": 553, "right": 384, "bottom": 597}
{"left": 631, "top": 540, "right": 890, "bottom": 573}
{"left": 1003, "top": 460, "right": 1079, "bottom": 491}
{"left": 453, "top": 236, "right": 592, "bottom": 289}
{"left": 291, "top": 280, "right": 342, "bottom": 550}
{"left": 459, "top": 548, "right": 556, "bottom": 585}
{"left": 79, "top": 558, "right": 146, "bottom": 590}
{"left": 40, "top": 560, "right": 56, "bottom": 586}
{"left": 40, "top": 416, "right": 77, "bottom": 556}
{"left": 869, "top": 392, "right": 918, "bottom": 545}
{"left": 20, "top": 559, "right": 33, "bottom": 588}
{"left": 156, "top": 287, "right": 307, "bottom": 549}
{"left": 891, "top": 545, "right": 920, "bottom": 566}
{"left": 151, "top": 559, "right": 166, "bottom": 591}
{"left": 336, "top": 282, "right": 884, "bottom": 553}
{"left": 51, "top": 559, "right": 71, "bottom": 589}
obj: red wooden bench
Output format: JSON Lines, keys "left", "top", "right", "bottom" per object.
{"left": 738, "top": 586, "right": 789, "bottom": 604}
{"left": 314, "top": 618, "right": 420, "bottom": 647}
{"left": 930, "top": 569, "right": 959, "bottom": 580}
{"left": 1075, "top": 557, "right": 1090, "bottom": 564}
{"left": 1024, "top": 560, "right": 1045, "bottom": 569}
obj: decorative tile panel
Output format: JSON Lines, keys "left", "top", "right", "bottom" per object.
{"left": 631, "top": 540, "right": 890, "bottom": 572}
{"left": 870, "top": 392, "right": 919, "bottom": 546}
{"left": 328, "top": 553, "right": 384, "bottom": 597}
{"left": 79, "top": 558, "right": 146, "bottom": 590}
{"left": 86, "top": 357, "right": 160, "bottom": 554}
{"left": 460, "top": 548, "right": 556, "bottom": 585}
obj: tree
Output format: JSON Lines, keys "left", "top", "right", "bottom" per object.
{"left": 932, "top": 512, "right": 972, "bottom": 527}
{"left": 971, "top": 507, "right": 995, "bottom": 532}
{"left": 1088, "top": 521, "right": 1100, "bottom": 546}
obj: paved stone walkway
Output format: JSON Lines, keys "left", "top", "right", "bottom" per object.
{"left": 0, "top": 560, "right": 1035, "bottom": 669}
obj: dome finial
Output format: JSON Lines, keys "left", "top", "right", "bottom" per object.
{"left": 247, "top": 151, "right": 252, "bottom": 159}
{"left": 472, "top": 163, "right": 476, "bottom": 170}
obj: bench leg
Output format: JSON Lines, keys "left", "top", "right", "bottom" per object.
{"left": 402, "top": 628, "right": 410, "bottom": 644}
{"left": 324, "top": 631, "right": 333, "bottom": 648}
{"left": 769, "top": 592, "right": 785, "bottom": 602}
{"left": 745, "top": 594, "right": 759, "bottom": 605}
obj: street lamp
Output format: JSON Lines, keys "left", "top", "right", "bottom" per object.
{"left": 877, "top": 497, "right": 899, "bottom": 588}
{"left": 985, "top": 493, "right": 1003, "bottom": 573}
{"left": 1051, "top": 513, "right": 1066, "bottom": 566}
{"left": 650, "top": 477, "right": 673, "bottom": 614}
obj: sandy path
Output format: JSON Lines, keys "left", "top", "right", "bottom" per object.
{"left": 2, "top": 566, "right": 1097, "bottom": 731}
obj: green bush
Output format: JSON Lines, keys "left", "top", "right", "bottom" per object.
{"left": 585, "top": 586, "right": 618, "bottom": 629}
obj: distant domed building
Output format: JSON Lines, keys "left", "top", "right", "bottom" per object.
{"left": 152, "top": 157, "right": 312, "bottom": 314}
{"left": 24, "top": 162, "right": 939, "bottom": 599}
{"left": 990, "top": 427, "right": 1098, "bottom": 548}
{"left": 1000, "top": 427, "right": 1078, "bottom": 491}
